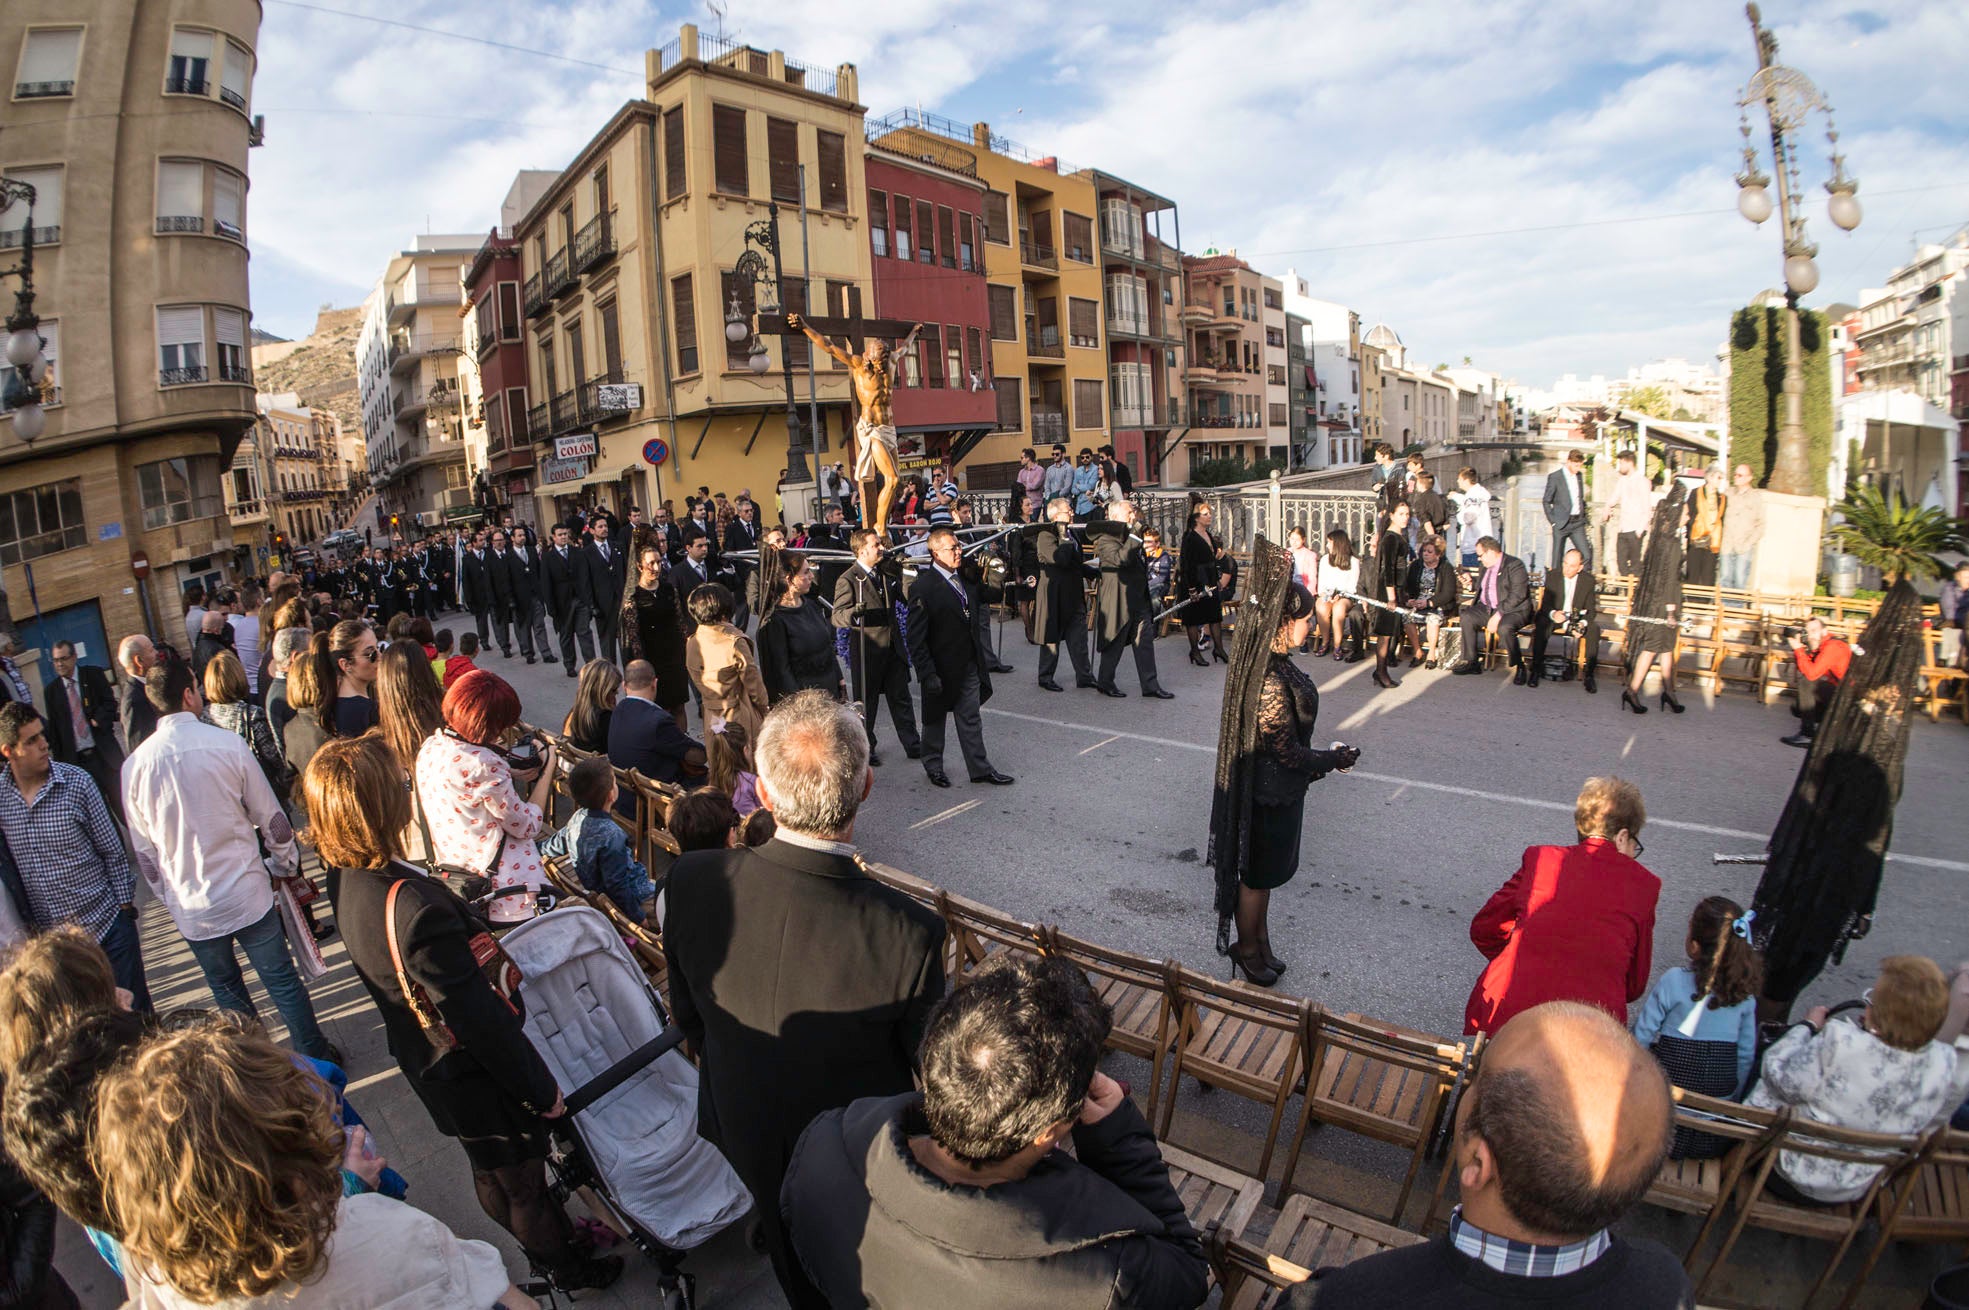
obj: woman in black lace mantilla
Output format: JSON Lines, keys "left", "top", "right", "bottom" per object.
{"left": 1208, "top": 539, "right": 1360, "bottom": 988}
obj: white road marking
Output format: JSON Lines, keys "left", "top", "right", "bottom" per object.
{"left": 1079, "top": 734, "right": 1123, "bottom": 756}
{"left": 910, "top": 799, "right": 982, "bottom": 830}
{"left": 981, "top": 706, "right": 1969, "bottom": 873}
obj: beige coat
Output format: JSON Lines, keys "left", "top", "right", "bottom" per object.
{"left": 687, "top": 621, "right": 770, "bottom": 743}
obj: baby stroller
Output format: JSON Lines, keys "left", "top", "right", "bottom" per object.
{"left": 500, "top": 904, "right": 751, "bottom": 1308}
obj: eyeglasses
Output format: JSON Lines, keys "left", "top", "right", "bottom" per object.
{"left": 358, "top": 647, "right": 380, "bottom": 662}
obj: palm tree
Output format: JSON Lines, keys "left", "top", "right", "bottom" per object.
{"left": 1826, "top": 484, "right": 1965, "bottom": 582}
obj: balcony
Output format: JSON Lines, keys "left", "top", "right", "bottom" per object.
{"left": 523, "top": 272, "right": 547, "bottom": 319}
{"left": 0, "top": 226, "right": 59, "bottom": 249}
{"left": 160, "top": 365, "right": 208, "bottom": 387}
{"left": 219, "top": 85, "right": 246, "bottom": 111}
{"left": 218, "top": 361, "right": 252, "bottom": 384}
{"left": 1179, "top": 302, "right": 1213, "bottom": 327}
{"left": 14, "top": 80, "right": 74, "bottom": 99}
{"left": 1106, "top": 313, "right": 1156, "bottom": 342}
{"left": 1019, "top": 241, "right": 1058, "bottom": 274}
{"left": 550, "top": 390, "right": 579, "bottom": 435}
{"left": 1026, "top": 322, "right": 1064, "bottom": 360}
{"left": 571, "top": 213, "right": 616, "bottom": 275}
{"left": 387, "top": 286, "right": 460, "bottom": 328}
{"left": 387, "top": 334, "right": 461, "bottom": 375}
{"left": 1184, "top": 362, "right": 1225, "bottom": 385}
{"left": 227, "top": 497, "right": 267, "bottom": 521}
{"left": 527, "top": 403, "right": 550, "bottom": 441}
{"left": 1030, "top": 410, "right": 1066, "bottom": 442}
{"left": 155, "top": 215, "right": 203, "bottom": 235}
{"left": 544, "top": 248, "right": 576, "bottom": 301}
{"left": 577, "top": 370, "right": 635, "bottom": 423}
{"left": 164, "top": 75, "right": 208, "bottom": 96}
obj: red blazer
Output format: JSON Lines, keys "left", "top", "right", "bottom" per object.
{"left": 1463, "top": 837, "right": 1661, "bottom": 1035}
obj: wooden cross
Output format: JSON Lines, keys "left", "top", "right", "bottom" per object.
{"left": 753, "top": 301, "right": 921, "bottom": 485}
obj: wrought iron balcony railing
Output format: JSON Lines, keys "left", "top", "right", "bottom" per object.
{"left": 523, "top": 273, "right": 547, "bottom": 318}
{"left": 543, "top": 249, "right": 575, "bottom": 300}
{"left": 14, "top": 80, "right": 73, "bottom": 98}
{"left": 577, "top": 369, "right": 633, "bottom": 422}
{"left": 571, "top": 213, "right": 616, "bottom": 274}
{"left": 159, "top": 365, "right": 208, "bottom": 387}
{"left": 164, "top": 75, "right": 207, "bottom": 96}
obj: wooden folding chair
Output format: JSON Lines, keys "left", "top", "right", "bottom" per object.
{"left": 1844, "top": 1126, "right": 1962, "bottom": 1310}
{"left": 1042, "top": 926, "right": 1179, "bottom": 1122}
{"left": 1640, "top": 1090, "right": 1790, "bottom": 1269}
{"left": 1156, "top": 964, "right": 1307, "bottom": 1182}
{"left": 539, "top": 852, "right": 672, "bottom": 1002}
{"left": 1217, "top": 1194, "right": 1427, "bottom": 1309}
{"left": 934, "top": 889, "right": 1045, "bottom": 984}
{"left": 1281, "top": 1011, "right": 1473, "bottom": 1226}
{"left": 1695, "top": 1113, "right": 1929, "bottom": 1304}
{"left": 1160, "top": 1143, "right": 1264, "bottom": 1242}
{"left": 1204, "top": 1225, "right": 1310, "bottom": 1310}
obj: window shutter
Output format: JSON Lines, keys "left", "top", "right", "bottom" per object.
{"left": 982, "top": 190, "right": 1010, "bottom": 244}
{"left": 965, "top": 326, "right": 982, "bottom": 379}
{"left": 214, "top": 308, "right": 244, "bottom": 347}
{"left": 868, "top": 188, "right": 888, "bottom": 256}
{"left": 670, "top": 274, "right": 698, "bottom": 373}
{"left": 663, "top": 107, "right": 686, "bottom": 199}
{"left": 944, "top": 326, "right": 963, "bottom": 388}
{"left": 4, "top": 166, "right": 62, "bottom": 229}
{"left": 18, "top": 29, "right": 81, "bottom": 84}
{"left": 498, "top": 282, "right": 520, "bottom": 337}
{"left": 915, "top": 201, "right": 934, "bottom": 264}
{"left": 892, "top": 195, "right": 912, "bottom": 260}
{"left": 599, "top": 300, "right": 622, "bottom": 376}
{"left": 936, "top": 206, "right": 955, "bottom": 268}
{"left": 712, "top": 105, "right": 748, "bottom": 196}
{"left": 156, "top": 306, "right": 204, "bottom": 346}
{"left": 1063, "top": 213, "right": 1092, "bottom": 261}
{"left": 766, "top": 118, "right": 801, "bottom": 204}
{"left": 995, "top": 376, "right": 1022, "bottom": 430}
{"left": 1068, "top": 298, "right": 1098, "bottom": 347}
{"left": 156, "top": 161, "right": 201, "bottom": 223}
{"left": 220, "top": 40, "right": 251, "bottom": 106}
{"left": 780, "top": 280, "right": 808, "bottom": 368}
{"left": 987, "top": 285, "right": 1017, "bottom": 341}
{"left": 923, "top": 332, "right": 943, "bottom": 388}
{"left": 1074, "top": 379, "right": 1103, "bottom": 429}
{"left": 213, "top": 169, "right": 244, "bottom": 234}
{"left": 815, "top": 130, "right": 847, "bottom": 212}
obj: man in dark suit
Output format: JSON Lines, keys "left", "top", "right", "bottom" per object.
{"left": 483, "top": 528, "right": 520, "bottom": 659}
{"left": 1528, "top": 548, "right": 1601, "bottom": 692}
{"left": 117, "top": 634, "right": 160, "bottom": 753}
{"left": 649, "top": 504, "right": 684, "bottom": 562}
{"left": 422, "top": 533, "right": 454, "bottom": 614}
{"left": 1542, "top": 448, "right": 1594, "bottom": 570}
{"left": 507, "top": 525, "right": 550, "bottom": 660}
{"left": 833, "top": 530, "right": 920, "bottom": 768}
{"left": 605, "top": 661, "right": 702, "bottom": 812}
{"left": 1089, "top": 503, "right": 1172, "bottom": 700}
{"left": 578, "top": 516, "right": 628, "bottom": 665}
{"left": 540, "top": 523, "right": 595, "bottom": 678}
{"left": 612, "top": 505, "right": 644, "bottom": 557}
{"left": 904, "top": 527, "right": 1014, "bottom": 788}
{"left": 664, "top": 690, "right": 946, "bottom": 1310}
{"left": 671, "top": 530, "right": 715, "bottom": 636}
{"left": 1032, "top": 499, "right": 1096, "bottom": 692}
{"left": 1452, "top": 537, "right": 1533, "bottom": 680}
{"left": 460, "top": 529, "right": 494, "bottom": 648}
{"left": 44, "top": 641, "right": 127, "bottom": 825}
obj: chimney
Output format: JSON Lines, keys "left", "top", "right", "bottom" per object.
{"left": 973, "top": 122, "right": 991, "bottom": 150}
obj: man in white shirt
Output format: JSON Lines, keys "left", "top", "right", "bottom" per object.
{"left": 1600, "top": 450, "right": 1655, "bottom": 577}
{"left": 1541, "top": 450, "right": 1594, "bottom": 570}
{"left": 1527, "top": 549, "right": 1601, "bottom": 693}
{"left": 123, "top": 650, "right": 341, "bottom": 1065}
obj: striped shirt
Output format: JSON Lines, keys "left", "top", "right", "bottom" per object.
{"left": 0, "top": 762, "right": 134, "bottom": 941}
{"left": 1447, "top": 1206, "right": 1610, "bottom": 1278}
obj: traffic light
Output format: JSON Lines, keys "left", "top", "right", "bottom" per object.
{"left": 390, "top": 514, "right": 399, "bottom": 528}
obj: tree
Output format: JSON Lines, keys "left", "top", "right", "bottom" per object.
{"left": 1827, "top": 484, "right": 1965, "bottom": 582}
{"left": 1624, "top": 385, "right": 1672, "bottom": 418}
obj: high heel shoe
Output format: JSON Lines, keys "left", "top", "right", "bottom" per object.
{"left": 1621, "top": 689, "right": 1649, "bottom": 714}
{"left": 1373, "top": 669, "right": 1400, "bottom": 690}
{"left": 1659, "top": 688, "right": 1685, "bottom": 714}
{"left": 1258, "top": 939, "right": 1288, "bottom": 976}
{"left": 1189, "top": 649, "right": 1208, "bottom": 667}
{"left": 1213, "top": 646, "right": 1230, "bottom": 664}
{"left": 1228, "top": 946, "right": 1280, "bottom": 987}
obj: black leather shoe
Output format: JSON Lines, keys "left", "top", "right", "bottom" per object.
{"left": 972, "top": 771, "right": 1015, "bottom": 785}
{"left": 868, "top": 749, "right": 882, "bottom": 767}
{"left": 1144, "top": 688, "right": 1175, "bottom": 699}
{"left": 1076, "top": 678, "right": 1097, "bottom": 689}
{"left": 1583, "top": 672, "right": 1598, "bottom": 694}
{"left": 1526, "top": 670, "right": 1541, "bottom": 688}
{"left": 987, "top": 662, "right": 1014, "bottom": 674}
{"left": 1512, "top": 666, "right": 1527, "bottom": 686}
{"left": 925, "top": 769, "right": 952, "bottom": 788}
{"left": 1451, "top": 662, "right": 1483, "bottom": 676}
{"left": 1780, "top": 732, "right": 1813, "bottom": 748}
{"left": 501, "top": 649, "right": 513, "bottom": 658}
{"left": 1037, "top": 679, "right": 1064, "bottom": 692}
{"left": 1095, "top": 683, "right": 1126, "bottom": 698}
{"left": 525, "top": 656, "right": 536, "bottom": 665}
{"left": 565, "top": 668, "right": 578, "bottom": 678}
{"left": 1560, "top": 665, "right": 1576, "bottom": 682}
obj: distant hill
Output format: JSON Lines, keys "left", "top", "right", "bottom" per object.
{"left": 252, "top": 307, "right": 365, "bottom": 458}
{"left": 250, "top": 326, "right": 289, "bottom": 347}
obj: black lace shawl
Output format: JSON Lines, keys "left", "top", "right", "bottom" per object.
{"left": 1207, "top": 537, "right": 1293, "bottom": 943}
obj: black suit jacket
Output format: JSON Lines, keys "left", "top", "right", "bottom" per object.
{"left": 604, "top": 695, "right": 700, "bottom": 788}
{"left": 1481, "top": 555, "right": 1533, "bottom": 630}
{"left": 722, "top": 518, "right": 759, "bottom": 564}
{"left": 505, "top": 545, "right": 542, "bottom": 609}
{"left": 904, "top": 565, "right": 993, "bottom": 714}
{"left": 1544, "top": 467, "right": 1588, "bottom": 525}
{"left": 664, "top": 837, "right": 945, "bottom": 1199}
{"left": 578, "top": 539, "right": 628, "bottom": 617}
{"left": 120, "top": 676, "right": 159, "bottom": 753}
{"left": 1538, "top": 571, "right": 1600, "bottom": 626}
{"left": 43, "top": 667, "right": 120, "bottom": 767}
{"left": 461, "top": 551, "right": 494, "bottom": 612}
{"left": 541, "top": 544, "right": 585, "bottom": 621}
{"left": 834, "top": 561, "right": 904, "bottom": 652}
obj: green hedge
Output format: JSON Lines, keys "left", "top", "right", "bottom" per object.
{"left": 1189, "top": 457, "right": 1286, "bottom": 487}
{"left": 1728, "top": 303, "right": 1833, "bottom": 492}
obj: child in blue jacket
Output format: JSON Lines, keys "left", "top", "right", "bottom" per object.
{"left": 540, "top": 756, "right": 656, "bottom": 923}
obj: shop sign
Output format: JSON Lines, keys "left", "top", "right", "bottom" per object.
{"left": 554, "top": 434, "right": 598, "bottom": 460}
{"left": 596, "top": 383, "right": 642, "bottom": 410}
{"left": 540, "top": 454, "right": 590, "bottom": 486}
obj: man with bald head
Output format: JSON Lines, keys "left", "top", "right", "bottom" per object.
{"left": 118, "top": 634, "right": 159, "bottom": 751}
{"left": 1291, "top": 1002, "right": 1687, "bottom": 1308}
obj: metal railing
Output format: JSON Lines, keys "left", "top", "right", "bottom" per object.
{"left": 1030, "top": 410, "right": 1066, "bottom": 441}
{"left": 544, "top": 248, "right": 575, "bottom": 299}
{"left": 1019, "top": 241, "right": 1057, "bottom": 271}
{"left": 387, "top": 334, "right": 461, "bottom": 371}
{"left": 527, "top": 403, "right": 550, "bottom": 440}
{"left": 164, "top": 75, "right": 207, "bottom": 96}
{"left": 523, "top": 272, "right": 546, "bottom": 318}
{"left": 958, "top": 482, "right": 1374, "bottom": 562}
{"left": 157, "top": 211, "right": 209, "bottom": 233}
{"left": 577, "top": 369, "right": 632, "bottom": 422}
{"left": 549, "top": 391, "right": 579, "bottom": 434}
{"left": 572, "top": 212, "right": 615, "bottom": 274}
{"left": 0, "top": 226, "right": 59, "bottom": 249}
{"left": 218, "top": 361, "right": 252, "bottom": 384}
{"left": 219, "top": 85, "right": 246, "bottom": 111}
{"left": 159, "top": 365, "right": 208, "bottom": 386}
{"left": 14, "top": 80, "right": 73, "bottom": 98}
{"left": 780, "top": 54, "right": 839, "bottom": 98}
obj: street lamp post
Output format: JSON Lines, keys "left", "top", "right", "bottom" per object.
{"left": 1735, "top": 2, "right": 1861, "bottom": 498}
{"left": 724, "top": 208, "right": 809, "bottom": 487}
{"left": 0, "top": 178, "right": 58, "bottom": 644}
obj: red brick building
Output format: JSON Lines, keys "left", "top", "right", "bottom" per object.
{"left": 463, "top": 228, "right": 533, "bottom": 520}
{"left": 864, "top": 144, "right": 996, "bottom": 477}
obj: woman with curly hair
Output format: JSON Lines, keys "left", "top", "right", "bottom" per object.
{"left": 94, "top": 1018, "right": 536, "bottom": 1307}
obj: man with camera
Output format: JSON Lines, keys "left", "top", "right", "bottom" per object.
{"left": 1527, "top": 548, "right": 1600, "bottom": 692}
{"left": 1782, "top": 615, "right": 1851, "bottom": 748}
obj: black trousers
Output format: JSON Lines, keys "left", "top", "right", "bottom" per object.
{"left": 1797, "top": 672, "right": 1839, "bottom": 731}
{"left": 469, "top": 605, "right": 491, "bottom": 647}
{"left": 553, "top": 603, "right": 596, "bottom": 671}
{"left": 594, "top": 610, "right": 619, "bottom": 666}
{"left": 1460, "top": 604, "right": 1526, "bottom": 667}
{"left": 848, "top": 636, "right": 920, "bottom": 753}
{"left": 1097, "top": 616, "right": 1163, "bottom": 693}
{"left": 1686, "top": 546, "right": 1719, "bottom": 587}
{"left": 1617, "top": 531, "right": 1644, "bottom": 577}
{"left": 1037, "top": 607, "right": 1092, "bottom": 685}
{"left": 1530, "top": 613, "right": 1599, "bottom": 676}
{"left": 921, "top": 667, "right": 992, "bottom": 780}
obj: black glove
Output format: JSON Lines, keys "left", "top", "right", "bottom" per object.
{"left": 921, "top": 677, "right": 944, "bottom": 701}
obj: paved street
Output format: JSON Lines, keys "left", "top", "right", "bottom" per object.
{"left": 56, "top": 617, "right": 1968, "bottom": 1307}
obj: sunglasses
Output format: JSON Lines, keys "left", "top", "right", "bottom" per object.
{"left": 357, "top": 647, "right": 380, "bottom": 662}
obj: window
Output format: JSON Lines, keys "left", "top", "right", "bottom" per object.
{"left": 592, "top": 165, "right": 610, "bottom": 217}
{"left": 599, "top": 299, "right": 622, "bottom": 378}
{"left": 0, "top": 478, "right": 84, "bottom": 565}
{"left": 155, "top": 160, "right": 203, "bottom": 233}
{"left": 15, "top": 28, "right": 81, "bottom": 99}
{"left": 826, "top": 280, "right": 854, "bottom": 369}
{"left": 506, "top": 389, "right": 529, "bottom": 444}
{"left": 815, "top": 130, "right": 847, "bottom": 212}
{"left": 1105, "top": 273, "right": 1148, "bottom": 335}
{"left": 670, "top": 275, "right": 698, "bottom": 374}
{"left": 987, "top": 285, "right": 1018, "bottom": 341}
{"left": 0, "top": 166, "right": 61, "bottom": 247}
{"left": 558, "top": 201, "right": 575, "bottom": 249}
{"left": 497, "top": 283, "right": 521, "bottom": 338}
{"left": 219, "top": 39, "right": 251, "bottom": 112}
{"left": 712, "top": 104, "right": 748, "bottom": 196}
{"left": 0, "top": 320, "right": 57, "bottom": 415}
{"left": 982, "top": 190, "right": 1010, "bottom": 245}
{"left": 662, "top": 107, "right": 685, "bottom": 200}
{"left": 959, "top": 213, "right": 976, "bottom": 272}
{"left": 1270, "top": 402, "right": 1288, "bottom": 426}
{"left": 944, "top": 327, "right": 962, "bottom": 389}
{"left": 1268, "top": 364, "right": 1286, "bottom": 386}
{"left": 1263, "top": 287, "right": 1282, "bottom": 310}
{"left": 719, "top": 269, "right": 756, "bottom": 369}
{"left": 936, "top": 206, "right": 956, "bottom": 269}
{"left": 1073, "top": 380, "right": 1103, "bottom": 430}
{"left": 138, "top": 456, "right": 223, "bottom": 529}
{"left": 1062, "top": 213, "right": 1093, "bottom": 263}
{"left": 995, "top": 376, "right": 1023, "bottom": 430}
{"left": 215, "top": 307, "right": 248, "bottom": 383}
{"left": 916, "top": 200, "right": 934, "bottom": 265}
{"left": 156, "top": 306, "right": 206, "bottom": 385}
{"left": 899, "top": 347, "right": 921, "bottom": 389}
{"left": 892, "top": 195, "right": 912, "bottom": 261}
{"left": 565, "top": 319, "right": 585, "bottom": 389}
{"left": 1100, "top": 199, "right": 1142, "bottom": 258}
{"left": 1266, "top": 327, "right": 1284, "bottom": 347}
{"left": 485, "top": 392, "right": 506, "bottom": 453}
{"left": 869, "top": 188, "right": 889, "bottom": 257}
{"left": 780, "top": 280, "right": 808, "bottom": 369}
{"left": 166, "top": 28, "right": 212, "bottom": 96}
{"left": 965, "top": 327, "right": 983, "bottom": 382}
{"left": 766, "top": 117, "right": 801, "bottom": 204}
{"left": 1067, "top": 298, "right": 1099, "bottom": 349}
{"left": 922, "top": 332, "right": 943, "bottom": 388}
{"left": 212, "top": 168, "right": 244, "bottom": 240}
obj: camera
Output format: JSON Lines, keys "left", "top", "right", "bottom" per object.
{"left": 1778, "top": 625, "right": 1804, "bottom": 644}
{"left": 503, "top": 733, "right": 546, "bottom": 772}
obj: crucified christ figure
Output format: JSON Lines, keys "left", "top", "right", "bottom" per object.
{"left": 788, "top": 313, "right": 922, "bottom": 540}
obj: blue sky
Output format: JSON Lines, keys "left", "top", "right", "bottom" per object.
{"left": 246, "top": 0, "right": 1969, "bottom": 385}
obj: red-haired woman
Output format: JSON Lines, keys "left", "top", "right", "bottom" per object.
{"left": 414, "top": 669, "right": 559, "bottom": 925}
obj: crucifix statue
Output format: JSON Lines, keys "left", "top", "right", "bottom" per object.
{"left": 781, "top": 311, "right": 922, "bottom": 539}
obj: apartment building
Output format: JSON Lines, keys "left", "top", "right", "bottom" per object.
{"left": 356, "top": 236, "right": 478, "bottom": 535}
{"left": 1262, "top": 278, "right": 1288, "bottom": 464}
{"left": 867, "top": 112, "right": 1107, "bottom": 490}
{"left": 0, "top": 1, "right": 261, "bottom": 661}
{"left": 1853, "top": 226, "right": 1968, "bottom": 409}
{"left": 1417, "top": 371, "right": 1455, "bottom": 448}
{"left": 1181, "top": 253, "right": 1286, "bottom": 472}
{"left": 224, "top": 397, "right": 337, "bottom": 568}
{"left": 457, "top": 174, "right": 552, "bottom": 528}
{"left": 1359, "top": 341, "right": 1386, "bottom": 450}
{"left": 1086, "top": 171, "right": 1184, "bottom": 486}
{"left": 863, "top": 143, "right": 996, "bottom": 475}
{"left": 1439, "top": 366, "right": 1501, "bottom": 444}
{"left": 1286, "top": 312, "right": 1311, "bottom": 467}
{"left": 1280, "top": 279, "right": 1366, "bottom": 467}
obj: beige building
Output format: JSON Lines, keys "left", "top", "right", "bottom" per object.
{"left": 1181, "top": 254, "right": 1289, "bottom": 474}
{"left": 225, "top": 397, "right": 346, "bottom": 571}
{"left": 356, "top": 236, "right": 477, "bottom": 535}
{"left": 1262, "top": 277, "right": 1289, "bottom": 463}
{"left": 0, "top": 0, "right": 261, "bottom": 657}
{"left": 1358, "top": 341, "right": 1386, "bottom": 448}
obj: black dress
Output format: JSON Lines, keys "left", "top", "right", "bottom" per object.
{"left": 627, "top": 581, "right": 691, "bottom": 708}
{"left": 1373, "top": 531, "right": 1412, "bottom": 637}
{"left": 1179, "top": 528, "right": 1224, "bottom": 625}
{"left": 331, "top": 693, "right": 377, "bottom": 738}
{"left": 758, "top": 594, "right": 843, "bottom": 702}
{"left": 1246, "top": 655, "right": 1343, "bottom": 891}
{"left": 1629, "top": 487, "right": 1687, "bottom": 656}
{"left": 332, "top": 860, "right": 559, "bottom": 1170}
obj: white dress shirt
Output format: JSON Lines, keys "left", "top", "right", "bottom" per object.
{"left": 1563, "top": 468, "right": 1584, "bottom": 517}
{"left": 123, "top": 712, "right": 298, "bottom": 941}
{"left": 1611, "top": 470, "right": 1655, "bottom": 534}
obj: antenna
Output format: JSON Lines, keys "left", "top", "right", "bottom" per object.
{"left": 707, "top": 0, "right": 727, "bottom": 41}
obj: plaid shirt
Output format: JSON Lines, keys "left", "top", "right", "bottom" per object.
{"left": 0, "top": 762, "right": 134, "bottom": 941}
{"left": 1447, "top": 1206, "right": 1610, "bottom": 1278}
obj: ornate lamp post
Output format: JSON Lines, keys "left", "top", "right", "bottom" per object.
{"left": 0, "top": 178, "right": 59, "bottom": 643}
{"left": 1735, "top": 2, "right": 1861, "bottom": 498}
{"left": 722, "top": 209, "right": 809, "bottom": 484}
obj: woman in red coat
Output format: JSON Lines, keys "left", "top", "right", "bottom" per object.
{"left": 1464, "top": 777, "right": 1661, "bottom": 1035}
